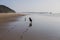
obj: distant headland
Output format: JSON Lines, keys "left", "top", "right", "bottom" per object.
{"left": 0, "top": 5, "right": 16, "bottom": 13}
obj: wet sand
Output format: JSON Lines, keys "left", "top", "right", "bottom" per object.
{"left": 0, "top": 14, "right": 60, "bottom": 40}
{"left": 0, "top": 13, "right": 25, "bottom": 22}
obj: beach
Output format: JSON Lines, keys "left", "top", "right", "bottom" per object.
{"left": 0, "top": 13, "right": 60, "bottom": 40}
{"left": 0, "top": 13, "right": 26, "bottom": 22}
{"left": 0, "top": 13, "right": 25, "bottom": 18}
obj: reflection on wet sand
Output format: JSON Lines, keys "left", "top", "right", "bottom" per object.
{"left": 20, "top": 20, "right": 32, "bottom": 40}
{"left": 23, "top": 23, "right": 32, "bottom": 32}
{"left": 20, "top": 35, "right": 24, "bottom": 40}
{"left": 1, "top": 14, "right": 60, "bottom": 40}
{"left": 29, "top": 22, "right": 32, "bottom": 27}
{"left": 23, "top": 29, "right": 29, "bottom": 33}
{"left": 25, "top": 17, "right": 26, "bottom": 21}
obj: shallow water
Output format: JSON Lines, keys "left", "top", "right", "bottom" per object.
{"left": 0, "top": 14, "right": 60, "bottom": 40}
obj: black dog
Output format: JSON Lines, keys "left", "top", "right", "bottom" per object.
{"left": 29, "top": 17, "right": 32, "bottom": 22}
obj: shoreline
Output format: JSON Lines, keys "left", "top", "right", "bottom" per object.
{"left": 0, "top": 13, "right": 26, "bottom": 23}
{"left": 0, "top": 13, "right": 26, "bottom": 18}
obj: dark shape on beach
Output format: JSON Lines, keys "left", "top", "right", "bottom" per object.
{"left": 22, "top": 28, "right": 29, "bottom": 34}
{"left": 24, "top": 29, "right": 29, "bottom": 32}
{"left": 20, "top": 35, "right": 23, "bottom": 39}
{"left": 29, "top": 17, "right": 32, "bottom": 22}
{"left": 11, "top": 27, "right": 14, "bottom": 29}
{"left": 8, "top": 30, "right": 10, "bottom": 32}
{"left": 29, "top": 22, "right": 32, "bottom": 27}
{"left": 0, "top": 5, "right": 16, "bottom": 13}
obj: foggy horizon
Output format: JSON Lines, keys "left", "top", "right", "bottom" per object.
{"left": 1, "top": 0, "right": 60, "bottom": 13}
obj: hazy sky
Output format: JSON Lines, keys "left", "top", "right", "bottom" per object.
{"left": 0, "top": 0, "right": 60, "bottom": 13}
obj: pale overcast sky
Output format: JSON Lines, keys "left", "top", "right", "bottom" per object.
{"left": 0, "top": 0, "right": 60, "bottom": 13}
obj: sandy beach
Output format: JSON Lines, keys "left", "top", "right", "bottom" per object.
{"left": 0, "top": 13, "right": 26, "bottom": 22}
{"left": 0, "top": 13, "right": 25, "bottom": 18}
{"left": 1, "top": 13, "right": 60, "bottom": 40}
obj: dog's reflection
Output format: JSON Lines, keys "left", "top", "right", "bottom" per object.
{"left": 29, "top": 22, "right": 32, "bottom": 27}
{"left": 20, "top": 21, "right": 32, "bottom": 39}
